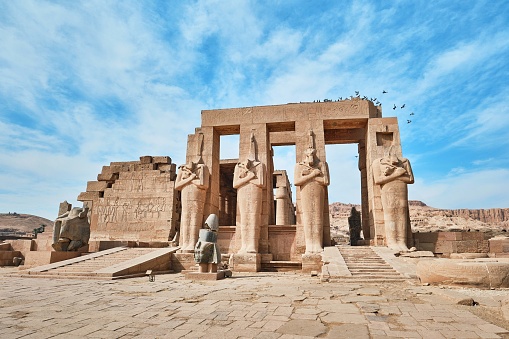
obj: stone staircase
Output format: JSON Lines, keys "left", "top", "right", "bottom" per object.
{"left": 330, "top": 245, "right": 407, "bottom": 282}
{"left": 26, "top": 247, "right": 178, "bottom": 279}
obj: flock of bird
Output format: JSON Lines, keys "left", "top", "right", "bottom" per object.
{"left": 312, "top": 90, "right": 415, "bottom": 124}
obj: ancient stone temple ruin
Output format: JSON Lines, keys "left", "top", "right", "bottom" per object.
{"left": 15, "top": 99, "right": 418, "bottom": 275}
{"left": 172, "top": 99, "right": 414, "bottom": 272}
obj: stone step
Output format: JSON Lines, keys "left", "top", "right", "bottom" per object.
{"left": 261, "top": 261, "right": 302, "bottom": 272}
{"left": 27, "top": 247, "right": 178, "bottom": 279}
{"left": 336, "top": 245, "right": 406, "bottom": 281}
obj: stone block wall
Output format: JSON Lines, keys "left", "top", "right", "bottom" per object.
{"left": 78, "top": 156, "right": 180, "bottom": 243}
{"left": 413, "top": 231, "right": 490, "bottom": 256}
{"left": 489, "top": 236, "right": 509, "bottom": 258}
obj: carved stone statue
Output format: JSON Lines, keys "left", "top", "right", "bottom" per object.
{"left": 52, "top": 207, "right": 90, "bottom": 251}
{"left": 194, "top": 214, "right": 221, "bottom": 273}
{"left": 294, "top": 131, "right": 330, "bottom": 254}
{"left": 372, "top": 148, "right": 414, "bottom": 251}
{"left": 348, "top": 207, "right": 362, "bottom": 246}
{"left": 175, "top": 161, "right": 209, "bottom": 252}
{"left": 233, "top": 131, "right": 265, "bottom": 254}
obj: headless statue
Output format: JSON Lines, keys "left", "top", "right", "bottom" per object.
{"left": 194, "top": 214, "right": 221, "bottom": 273}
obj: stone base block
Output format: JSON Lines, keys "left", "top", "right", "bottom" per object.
{"left": 24, "top": 251, "right": 81, "bottom": 268}
{"left": 0, "top": 251, "right": 22, "bottom": 266}
{"left": 172, "top": 253, "right": 196, "bottom": 272}
{"left": 231, "top": 253, "right": 261, "bottom": 272}
{"left": 261, "top": 253, "right": 273, "bottom": 263}
{"left": 450, "top": 253, "right": 488, "bottom": 259}
{"left": 301, "top": 253, "right": 323, "bottom": 273}
{"left": 416, "top": 258, "right": 509, "bottom": 288}
{"left": 184, "top": 270, "right": 231, "bottom": 280}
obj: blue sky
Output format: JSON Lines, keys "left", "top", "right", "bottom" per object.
{"left": 1, "top": 0, "right": 508, "bottom": 219}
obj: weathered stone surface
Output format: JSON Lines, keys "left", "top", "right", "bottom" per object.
{"left": 233, "top": 132, "right": 265, "bottom": 255}
{"left": 153, "top": 156, "right": 171, "bottom": 164}
{"left": 326, "top": 323, "right": 369, "bottom": 338}
{"left": 86, "top": 181, "right": 109, "bottom": 192}
{"left": 295, "top": 132, "right": 330, "bottom": 255}
{"left": 52, "top": 206, "right": 90, "bottom": 251}
{"left": 78, "top": 157, "right": 179, "bottom": 243}
{"left": 276, "top": 319, "right": 327, "bottom": 337}
{"left": 372, "top": 149, "right": 414, "bottom": 251}
{"left": 417, "top": 259, "right": 509, "bottom": 288}
{"left": 139, "top": 155, "right": 153, "bottom": 164}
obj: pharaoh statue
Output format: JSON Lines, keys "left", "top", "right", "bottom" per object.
{"left": 52, "top": 206, "right": 90, "bottom": 251}
{"left": 194, "top": 214, "right": 221, "bottom": 273}
{"left": 294, "top": 130, "right": 330, "bottom": 254}
{"left": 175, "top": 133, "right": 210, "bottom": 252}
{"left": 233, "top": 131, "right": 266, "bottom": 253}
{"left": 372, "top": 147, "right": 414, "bottom": 251}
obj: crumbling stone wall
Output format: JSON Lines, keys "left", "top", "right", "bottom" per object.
{"left": 414, "top": 231, "right": 490, "bottom": 256}
{"left": 78, "top": 156, "right": 179, "bottom": 243}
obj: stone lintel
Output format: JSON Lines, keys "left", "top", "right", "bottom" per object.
{"left": 202, "top": 101, "right": 374, "bottom": 128}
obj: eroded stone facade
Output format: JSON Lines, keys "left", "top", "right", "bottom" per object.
{"left": 77, "top": 156, "right": 179, "bottom": 243}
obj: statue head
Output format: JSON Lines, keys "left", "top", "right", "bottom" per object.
{"left": 383, "top": 146, "right": 399, "bottom": 165}
{"left": 204, "top": 214, "right": 219, "bottom": 232}
{"left": 303, "top": 147, "right": 316, "bottom": 166}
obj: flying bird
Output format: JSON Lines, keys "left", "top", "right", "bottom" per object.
{"left": 393, "top": 104, "right": 397, "bottom": 110}
{"left": 355, "top": 91, "right": 359, "bottom": 96}
{"left": 410, "top": 112, "right": 414, "bottom": 116}
{"left": 401, "top": 104, "right": 406, "bottom": 109}
{"left": 382, "top": 90, "right": 387, "bottom": 94}
{"left": 407, "top": 120, "right": 412, "bottom": 124}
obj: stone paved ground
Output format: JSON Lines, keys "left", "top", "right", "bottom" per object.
{"left": 1, "top": 269, "right": 508, "bottom": 339}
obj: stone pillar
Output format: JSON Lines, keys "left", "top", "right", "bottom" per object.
{"left": 358, "top": 141, "right": 370, "bottom": 241}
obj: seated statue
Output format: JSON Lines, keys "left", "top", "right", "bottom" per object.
{"left": 52, "top": 207, "right": 90, "bottom": 251}
{"left": 194, "top": 214, "right": 221, "bottom": 273}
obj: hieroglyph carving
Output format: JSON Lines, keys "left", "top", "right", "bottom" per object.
{"left": 294, "top": 131, "right": 330, "bottom": 254}
{"left": 372, "top": 149, "right": 414, "bottom": 251}
{"left": 233, "top": 132, "right": 266, "bottom": 254}
{"left": 97, "top": 197, "right": 167, "bottom": 223}
{"left": 53, "top": 206, "right": 90, "bottom": 251}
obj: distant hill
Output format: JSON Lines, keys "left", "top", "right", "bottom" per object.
{"left": 330, "top": 201, "right": 509, "bottom": 239}
{"left": 0, "top": 213, "right": 53, "bottom": 236}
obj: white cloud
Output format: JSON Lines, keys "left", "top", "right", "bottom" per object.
{"left": 410, "top": 169, "right": 509, "bottom": 209}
